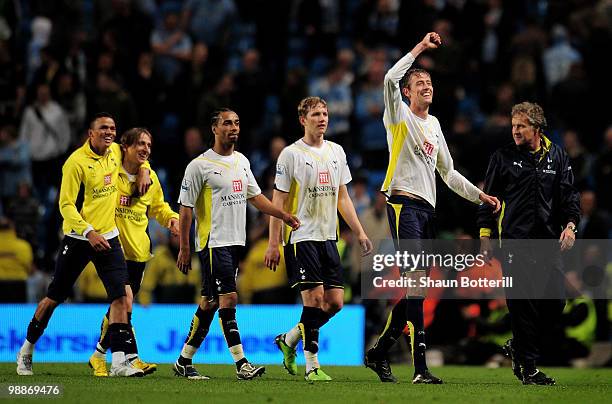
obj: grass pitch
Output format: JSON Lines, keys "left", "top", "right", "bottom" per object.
{"left": 1, "top": 363, "right": 611, "bottom": 403}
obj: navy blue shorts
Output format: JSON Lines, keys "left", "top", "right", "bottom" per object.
{"left": 284, "top": 240, "right": 343, "bottom": 291}
{"left": 386, "top": 195, "right": 436, "bottom": 271}
{"left": 198, "top": 245, "right": 241, "bottom": 298}
{"left": 47, "top": 236, "right": 128, "bottom": 302}
{"left": 126, "top": 260, "right": 146, "bottom": 296}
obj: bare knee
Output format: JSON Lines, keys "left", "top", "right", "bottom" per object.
{"left": 35, "top": 297, "right": 59, "bottom": 321}
{"left": 199, "top": 297, "right": 219, "bottom": 312}
{"left": 301, "top": 287, "right": 325, "bottom": 308}
{"left": 324, "top": 300, "right": 343, "bottom": 315}
{"left": 125, "top": 286, "right": 134, "bottom": 313}
{"left": 219, "top": 293, "right": 238, "bottom": 309}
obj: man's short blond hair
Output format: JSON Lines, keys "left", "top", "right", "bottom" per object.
{"left": 511, "top": 102, "right": 547, "bottom": 131}
{"left": 297, "top": 96, "right": 327, "bottom": 119}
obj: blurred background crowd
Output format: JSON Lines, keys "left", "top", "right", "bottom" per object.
{"left": 0, "top": 0, "right": 611, "bottom": 366}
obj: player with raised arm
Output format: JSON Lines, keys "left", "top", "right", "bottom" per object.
{"left": 365, "top": 33, "right": 500, "bottom": 384}
{"left": 173, "top": 108, "right": 300, "bottom": 380}
{"left": 265, "top": 96, "right": 373, "bottom": 382}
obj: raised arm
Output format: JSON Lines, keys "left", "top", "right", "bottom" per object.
{"left": 384, "top": 32, "right": 442, "bottom": 123}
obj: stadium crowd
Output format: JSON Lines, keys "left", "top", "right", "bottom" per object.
{"left": 0, "top": 0, "right": 610, "bottom": 366}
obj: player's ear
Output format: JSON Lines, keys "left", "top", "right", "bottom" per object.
{"left": 402, "top": 86, "right": 410, "bottom": 99}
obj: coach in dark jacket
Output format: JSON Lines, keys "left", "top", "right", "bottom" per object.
{"left": 478, "top": 102, "right": 580, "bottom": 385}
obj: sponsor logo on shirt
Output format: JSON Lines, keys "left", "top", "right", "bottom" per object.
{"left": 319, "top": 171, "right": 330, "bottom": 184}
{"left": 276, "top": 164, "right": 286, "bottom": 175}
{"left": 104, "top": 173, "right": 112, "bottom": 185}
{"left": 119, "top": 195, "right": 131, "bottom": 206}
{"left": 422, "top": 141, "right": 434, "bottom": 157}
{"left": 414, "top": 145, "right": 435, "bottom": 166}
{"left": 232, "top": 179, "right": 243, "bottom": 192}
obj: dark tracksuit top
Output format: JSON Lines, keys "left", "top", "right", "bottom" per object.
{"left": 477, "top": 136, "right": 580, "bottom": 240}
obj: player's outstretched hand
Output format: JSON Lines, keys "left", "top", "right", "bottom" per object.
{"left": 264, "top": 245, "right": 281, "bottom": 271}
{"left": 282, "top": 213, "right": 300, "bottom": 230}
{"left": 86, "top": 230, "right": 111, "bottom": 251}
{"left": 421, "top": 32, "right": 442, "bottom": 49}
{"left": 480, "top": 192, "right": 501, "bottom": 214}
{"left": 359, "top": 236, "right": 373, "bottom": 257}
{"left": 176, "top": 247, "right": 191, "bottom": 274}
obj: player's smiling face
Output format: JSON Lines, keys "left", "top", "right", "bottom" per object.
{"left": 213, "top": 111, "right": 240, "bottom": 147}
{"left": 125, "top": 132, "right": 151, "bottom": 165}
{"left": 89, "top": 117, "right": 116, "bottom": 154}
{"left": 301, "top": 103, "right": 328, "bottom": 137}
{"left": 404, "top": 72, "right": 433, "bottom": 107}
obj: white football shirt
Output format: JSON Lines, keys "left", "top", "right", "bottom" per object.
{"left": 275, "top": 139, "right": 352, "bottom": 244}
{"left": 380, "top": 52, "right": 482, "bottom": 207}
{"left": 179, "top": 149, "right": 261, "bottom": 250}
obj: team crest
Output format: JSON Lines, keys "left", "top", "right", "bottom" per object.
{"left": 232, "top": 180, "right": 243, "bottom": 192}
{"left": 318, "top": 171, "right": 330, "bottom": 184}
{"left": 119, "top": 195, "right": 131, "bottom": 206}
{"left": 422, "top": 141, "right": 434, "bottom": 157}
{"left": 104, "top": 173, "right": 112, "bottom": 185}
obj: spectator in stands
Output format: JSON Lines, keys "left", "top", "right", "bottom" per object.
{"left": 593, "top": 126, "right": 612, "bottom": 213}
{"left": 309, "top": 63, "right": 352, "bottom": 147}
{"left": 5, "top": 183, "right": 41, "bottom": 261}
{"left": 0, "top": 124, "right": 31, "bottom": 206}
{"left": 195, "top": 72, "right": 235, "bottom": 134}
{"left": 181, "top": 0, "right": 237, "bottom": 51}
{"left": 542, "top": 24, "right": 582, "bottom": 91}
{"left": 19, "top": 82, "right": 70, "bottom": 201}
{"left": 55, "top": 72, "right": 86, "bottom": 143}
{"left": 151, "top": 4, "right": 192, "bottom": 86}
{"left": 129, "top": 52, "right": 164, "bottom": 130}
{"left": 26, "top": 17, "right": 52, "bottom": 85}
{"left": 89, "top": 72, "right": 138, "bottom": 132}
{"left": 234, "top": 49, "right": 267, "bottom": 149}
{"left": 0, "top": 216, "right": 34, "bottom": 302}
{"left": 173, "top": 42, "right": 218, "bottom": 125}
{"left": 354, "top": 57, "right": 386, "bottom": 168}
{"left": 577, "top": 190, "right": 610, "bottom": 239}
{"left": 563, "top": 129, "right": 593, "bottom": 190}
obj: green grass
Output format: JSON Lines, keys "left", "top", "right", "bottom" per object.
{"left": 1, "top": 363, "right": 611, "bottom": 403}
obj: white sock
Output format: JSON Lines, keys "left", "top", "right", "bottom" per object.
{"left": 96, "top": 342, "right": 107, "bottom": 355}
{"left": 304, "top": 350, "right": 319, "bottom": 373}
{"left": 285, "top": 325, "right": 302, "bottom": 348}
{"left": 20, "top": 340, "right": 34, "bottom": 355}
{"left": 126, "top": 353, "right": 138, "bottom": 361}
{"left": 229, "top": 344, "right": 245, "bottom": 363}
{"left": 111, "top": 351, "right": 126, "bottom": 367}
{"left": 181, "top": 344, "right": 198, "bottom": 360}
